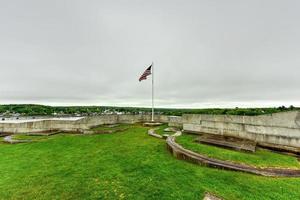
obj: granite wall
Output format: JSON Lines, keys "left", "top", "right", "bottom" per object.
{"left": 1, "top": 111, "right": 299, "bottom": 149}
{"left": 0, "top": 114, "right": 173, "bottom": 134}
{"left": 182, "top": 111, "right": 300, "bottom": 148}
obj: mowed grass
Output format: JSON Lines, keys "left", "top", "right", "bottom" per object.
{"left": 176, "top": 133, "right": 300, "bottom": 169}
{"left": 0, "top": 125, "right": 300, "bottom": 200}
{"left": 155, "top": 124, "right": 169, "bottom": 136}
{"left": 12, "top": 134, "right": 51, "bottom": 141}
{"left": 91, "top": 124, "right": 131, "bottom": 131}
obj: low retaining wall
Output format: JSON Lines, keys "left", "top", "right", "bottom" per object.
{"left": 167, "top": 136, "right": 300, "bottom": 177}
{"left": 182, "top": 111, "right": 300, "bottom": 148}
{"left": 1, "top": 111, "right": 300, "bottom": 149}
{"left": 0, "top": 114, "right": 173, "bottom": 134}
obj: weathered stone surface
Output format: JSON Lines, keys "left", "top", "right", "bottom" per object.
{"left": 164, "top": 127, "right": 179, "bottom": 132}
{"left": 164, "top": 128, "right": 173, "bottom": 132}
{"left": 26, "top": 131, "right": 60, "bottom": 136}
{"left": 162, "top": 134, "right": 169, "bottom": 139}
{"left": 148, "top": 127, "right": 182, "bottom": 139}
{"left": 203, "top": 193, "right": 223, "bottom": 200}
{"left": 168, "top": 116, "right": 183, "bottom": 128}
{"left": 172, "top": 131, "right": 182, "bottom": 137}
{"left": 195, "top": 134, "right": 256, "bottom": 152}
{"left": 258, "top": 142, "right": 300, "bottom": 154}
{"left": 3, "top": 135, "right": 31, "bottom": 144}
{"left": 166, "top": 136, "right": 300, "bottom": 177}
{"left": 1, "top": 111, "right": 300, "bottom": 150}
{"left": 143, "top": 122, "right": 163, "bottom": 126}
{"left": 182, "top": 111, "right": 300, "bottom": 149}
{"left": 0, "top": 114, "right": 176, "bottom": 134}
{"left": 147, "top": 129, "right": 163, "bottom": 139}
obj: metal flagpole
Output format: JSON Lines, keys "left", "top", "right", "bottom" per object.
{"left": 151, "top": 62, "right": 154, "bottom": 122}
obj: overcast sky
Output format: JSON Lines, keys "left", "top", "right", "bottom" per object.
{"left": 0, "top": 0, "right": 299, "bottom": 108}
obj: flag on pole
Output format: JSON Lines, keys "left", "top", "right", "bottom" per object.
{"left": 139, "top": 64, "right": 152, "bottom": 82}
{"left": 139, "top": 62, "right": 155, "bottom": 121}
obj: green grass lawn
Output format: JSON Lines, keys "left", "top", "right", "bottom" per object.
{"left": 154, "top": 124, "right": 169, "bottom": 136}
{"left": 91, "top": 124, "right": 132, "bottom": 131}
{"left": 1, "top": 125, "right": 300, "bottom": 199}
{"left": 176, "top": 133, "right": 300, "bottom": 169}
{"left": 12, "top": 134, "right": 51, "bottom": 141}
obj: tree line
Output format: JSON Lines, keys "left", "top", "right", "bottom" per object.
{"left": 0, "top": 104, "right": 298, "bottom": 117}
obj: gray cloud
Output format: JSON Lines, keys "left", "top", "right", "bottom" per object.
{"left": 0, "top": 0, "right": 299, "bottom": 108}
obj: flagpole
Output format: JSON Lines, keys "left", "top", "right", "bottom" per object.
{"left": 151, "top": 62, "right": 154, "bottom": 122}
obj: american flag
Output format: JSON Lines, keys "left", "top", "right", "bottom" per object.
{"left": 139, "top": 64, "right": 152, "bottom": 82}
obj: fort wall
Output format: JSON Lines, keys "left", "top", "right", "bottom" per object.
{"left": 182, "top": 111, "right": 300, "bottom": 148}
{"left": 1, "top": 111, "right": 300, "bottom": 148}
{"left": 0, "top": 114, "right": 172, "bottom": 134}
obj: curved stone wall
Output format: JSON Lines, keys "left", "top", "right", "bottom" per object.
{"left": 0, "top": 114, "right": 172, "bottom": 134}
{"left": 1, "top": 111, "right": 300, "bottom": 150}
{"left": 182, "top": 111, "right": 300, "bottom": 148}
{"left": 166, "top": 136, "right": 300, "bottom": 177}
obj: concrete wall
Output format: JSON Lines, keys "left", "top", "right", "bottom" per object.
{"left": 182, "top": 111, "right": 300, "bottom": 148}
{"left": 168, "top": 116, "right": 183, "bottom": 128}
{"left": 0, "top": 119, "right": 83, "bottom": 133}
{"left": 2, "top": 111, "right": 299, "bottom": 148}
{"left": 0, "top": 114, "right": 174, "bottom": 134}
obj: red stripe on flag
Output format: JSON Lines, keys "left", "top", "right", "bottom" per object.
{"left": 139, "top": 65, "right": 152, "bottom": 82}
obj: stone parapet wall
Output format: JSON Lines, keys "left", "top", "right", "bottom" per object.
{"left": 168, "top": 116, "right": 183, "bottom": 128}
{"left": 0, "top": 119, "right": 82, "bottom": 134}
{"left": 1, "top": 111, "right": 300, "bottom": 149}
{"left": 182, "top": 111, "right": 300, "bottom": 148}
{"left": 0, "top": 114, "right": 175, "bottom": 134}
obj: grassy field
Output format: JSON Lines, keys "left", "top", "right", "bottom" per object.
{"left": 154, "top": 124, "right": 169, "bottom": 136}
{"left": 176, "top": 133, "right": 300, "bottom": 169}
{"left": 12, "top": 134, "right": 52, "bottom": 141}
{"left": 1, "top": 125, "right": 300, "bottom": 199}
{"left": 91, "top": 124, "right": 132, "bottom": 131}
